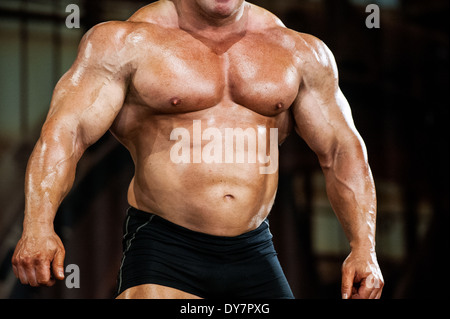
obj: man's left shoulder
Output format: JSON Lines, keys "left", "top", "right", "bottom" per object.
{"left": 272, "top": 26, "right": 336, "bottom": 71}
{"left": 248, "top": 4, "right": 326, "bottom": 51}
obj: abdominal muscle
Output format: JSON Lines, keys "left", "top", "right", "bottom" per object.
{"left": 121, "top": 114, "right": 280, "bottom": 237}
{"left": 128, "top": 151, "right": 278, "bottom": 237}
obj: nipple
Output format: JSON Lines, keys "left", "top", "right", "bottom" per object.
{"left": 276, "top": 102, "right": 284, "bottom": 110}
{"left": 171, "top": 97, "right": 181, "bottom": 106}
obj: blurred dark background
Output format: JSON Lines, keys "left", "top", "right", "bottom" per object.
{"left": 0, "top": 0, "right": 448, "bottom": 299}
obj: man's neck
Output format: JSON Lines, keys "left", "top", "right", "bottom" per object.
{"left": 173, "top": 0, "right": 249, "bottom": 39}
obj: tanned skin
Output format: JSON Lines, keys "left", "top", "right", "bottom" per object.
{"left": 12, "top": 0, "right": 383, "bottom": 299}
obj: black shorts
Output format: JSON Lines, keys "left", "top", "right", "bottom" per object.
{"left": 116, "top": 207, "right": 294, "bottom": 299}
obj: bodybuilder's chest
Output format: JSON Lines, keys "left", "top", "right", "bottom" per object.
{"left": 130, "top": 35, "right": 301, "bottom": 117}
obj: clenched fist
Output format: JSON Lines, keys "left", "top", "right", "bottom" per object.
{"left": 12, "top": 227, "right": 65, "bottom": 287}
{"left": 341, "top": 249, "right": 384, "bottom": 299}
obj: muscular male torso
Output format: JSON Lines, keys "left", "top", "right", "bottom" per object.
{"left": 12, "top": 0, "right": 384, "bottom": 298}
{"left": 111, "top": 1, "right": 302, "bottom": 236}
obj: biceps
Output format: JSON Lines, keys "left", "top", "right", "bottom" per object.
{"left": 293, "top": 88, "right": 364, "bottom": 167}
{"left": 47, "top": 67, "right": 127, "bottom": 151}
{"left": 76, "top": 78, "right": 127, "bottom": 146}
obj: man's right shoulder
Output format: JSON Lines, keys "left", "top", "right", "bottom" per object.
{"left": 75, "top": 20, "right": 158, "bottom": 74}
{"left": 83, "top": 0, "right": 175, "bottom": 47}
{"left": 81, "top": 19, "right": 168, "bottom": 58}
{"left": 83, "top": 20, "right": 153, "bottom": 44}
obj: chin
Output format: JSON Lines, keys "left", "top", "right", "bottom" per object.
{"left": 199, "top": 0, "right": 244, "bottom": 18}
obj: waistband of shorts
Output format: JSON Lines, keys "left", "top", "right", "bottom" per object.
{"left": 126, "top": 206, "right": 270, "bottom": 242}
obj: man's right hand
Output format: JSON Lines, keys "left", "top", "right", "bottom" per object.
{"left": 11, "top": 228, "right": 65, "bottom": 287}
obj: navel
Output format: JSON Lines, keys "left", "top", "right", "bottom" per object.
{"left": 224, "top": 194, "right": 235, "bottom": 200}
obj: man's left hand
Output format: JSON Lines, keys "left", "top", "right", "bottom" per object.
{"left": 341, "top": 249, "right": 384, "bottom": 299}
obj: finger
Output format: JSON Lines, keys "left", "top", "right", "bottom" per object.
{"left": 375, "top": 288, "right": 383, "bottom": 299}
{"left": 362, "top": 274, "right": 383, "bottom": 299}
{"left": 376, "top": 277, "right": 384, "bottom": 299}
{"left": 36, "top": 260, "right": 55, "bottom": 286}
{"left": 366, "top": 287, "right": 379, "bottom": 299}
{"left": 350, "top": 286, "right": 359, "bottom": 299}
{"left": 370, "top": 284, "right": 383, "bottom": 299}
{"left": 356, "top": 278, "right": 375, "bottom": 299}
{"left": 24, "top": 264, "right": 38, "bottom": 287}
{"left": 17, "top": 266, "right": 29, "bottom": 285}
{"left": 11, "top": 250, "right": 21, "bottom": 279}
{"left": 52, "top": 249, "right": 65, "bottom": 280}
{"left": 341, "top": 266, "right": 355, "bottom": 299}
{"left": 12, "top": 262, "right": 19, "bottom": 279}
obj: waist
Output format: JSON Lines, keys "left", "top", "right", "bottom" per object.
{"left": 127, "top": 206, "right": 272, "bottom": 243}
{"left": 129, "top": 166, "right": 278, "bottom": 235}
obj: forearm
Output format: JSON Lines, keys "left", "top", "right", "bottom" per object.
{"left": 322, "top": 140, "right": 377, "bottom": 252}
{"left": 24, "top": 122, "right": 82, "bottom": 232}
{"left": 292, "top": 34, "right": 383, "bottom": 297}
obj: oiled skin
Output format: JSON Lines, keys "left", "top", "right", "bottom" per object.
{"left": 12, "top": 0, "right": 383, "bottom": 299}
